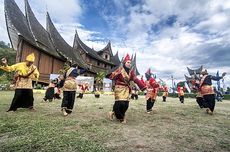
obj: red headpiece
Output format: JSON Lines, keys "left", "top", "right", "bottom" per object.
{"left": 164, "top": 86, "right": 168, "bottom": 91}
{"left": 123, "top": 54, "right": 131, "bottom": 63}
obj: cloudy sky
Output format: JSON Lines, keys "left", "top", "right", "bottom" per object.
{"left": 0, "top": 0, "right": 230, "bottom": 88}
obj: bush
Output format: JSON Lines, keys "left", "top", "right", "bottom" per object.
{"left": 158, "top": 92, "right": 163, "bottom": 96}
{"left": 184, "top": 93, "right": 196, "bottom": 98}
{"left": 223, "top": 94, "right": 230, "bottom": 100}
{"left": 34, "top": 84, "right": 42, "bottom": 89}
{"left": 0, "top": 74, "right": 11, "bottom": 91}
{"left": 168, "top": 93, "right": 179, "bottom": 98}
{"left": 138, "top": 92, "right": 145, "bottom": 95}
{"left": 0, "top": 83, "right": 11, "bottom": 91}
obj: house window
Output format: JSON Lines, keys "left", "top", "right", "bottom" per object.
{"left": 104, "top": 64, "right": 107, "bottom": 68}
{"left": 97, "top": 61, "right": 100, "bottom": 66}
{"left": 86, "top": 56, "right": 90, "bottom": 63}
{"left": 105, "top": 54, "right": 108, "bottom": 60}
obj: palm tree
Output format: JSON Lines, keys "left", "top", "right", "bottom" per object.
{"left": 58, "top": 62, "right": 70, "bottom": 75}
{"left": 95, "top": 71, "right": 106, "bottom": 91}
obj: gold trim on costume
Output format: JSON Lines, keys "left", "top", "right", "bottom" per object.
{"left": 201, "top": 85, "right": 214, "bottom": 95}
{"left": 15, "top": 77, "right": 33, "bottom": 89}
{"left": 120, "top": 68, "right": 131, "bottom": 85}
{"left": 114, "top": 85, "right": 130, "bottom": 101}
{"left": 62, "top": 78, "right": 77, "bottom": 91}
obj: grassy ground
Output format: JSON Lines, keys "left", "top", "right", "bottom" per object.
{"left": 0, "top": 91, "right": 229, "bottom": 152}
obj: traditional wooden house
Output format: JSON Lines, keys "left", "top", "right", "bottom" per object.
{"left": 73, "top": 30, "right": 120, "bottom": 76}
{"left": 4, "top": 0, "right": 141, "bottom": 84}
{"left": 184, "top": 66, "right": 203, "bottom": 90}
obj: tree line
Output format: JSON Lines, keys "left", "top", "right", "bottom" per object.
{"left": 0, "top": 41, "right": 16, "bottom": 85}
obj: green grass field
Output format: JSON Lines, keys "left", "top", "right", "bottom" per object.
{"left": 0, "top": 91, "right": 229, "bottom": 152}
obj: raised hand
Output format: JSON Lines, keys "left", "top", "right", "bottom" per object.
{"left": 1, "top": 58, "right": 7, "bottom": 65}
{"left": 222, "top": 72, "right": 227, "bottom": 77}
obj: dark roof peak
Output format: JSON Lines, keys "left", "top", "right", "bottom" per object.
{"left": 110, "top": 51, "right": 120, "bottom": 66}
{"left": 73, "top": 29, "right": 81, "bottom": 51}
{"left": 97, "top": 41, "right": 113, "bottom": 56}
{"left": 25, "top": 0, "right": 60, "bottom": 58}
{"left": 187, "top": 66, "right": 203, "bottom": 75}
{"left": 114, "top": 51, "right": 119, "bottom": 57}
{"left": 4, "top": 0, "right": 36, "bottom": 49}
{"left": 74, "top": 29, "right": 80, "bottom": 39}
{"left": 73, "top": 29, "right": 116, "bottom": 65}
{"left": 46, "top": 12, "right": 88, "bottom": 69}
{"left": 131, "top": 52, "right": 140, "bottom": 75}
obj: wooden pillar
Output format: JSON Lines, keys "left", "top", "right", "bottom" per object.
{"left": 37, "top": 51, "right": 41, "bottom": 70}
{"left": 51, "top": 57, "right": 54, "bottom": 73}
{"left": 16, "top": 38, "right": 23, "bottom": 62}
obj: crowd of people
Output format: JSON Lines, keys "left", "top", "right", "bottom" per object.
{"left": 0, "top": 53, "right": 227, "bottom": 123}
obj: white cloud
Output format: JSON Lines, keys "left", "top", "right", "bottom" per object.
{"left": 195, "top": 12, "right": 230, "bottom": 33}
{"left": 0, "top": 0, "right": 9, "bottom": 43}
{"left": 27, "top": 0, "right": 82, "bottom": 23}
{"left": 106, "top": 0, "right": 230, "bottom": 87}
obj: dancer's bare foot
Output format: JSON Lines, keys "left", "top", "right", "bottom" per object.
{"left": 29, "top": 107, "right": 36, "bottom": 112}
{"left": 62, "top": 109, "right": 68, "bottom": 116}
{"left": 7, "top": 110, "right": 16, "bottom": 113}
{"left": 206, "top": 108, "right": 213, "bottom": 115}
{"left": 108, "top": 111, "right": 114, "bottom": 120}
{"left": 121, "top": 118, "right": 127, "bottom": 124}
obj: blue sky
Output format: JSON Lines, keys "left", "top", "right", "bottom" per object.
{"left": 0, "top": 0, "right": 230, "bottom": 89}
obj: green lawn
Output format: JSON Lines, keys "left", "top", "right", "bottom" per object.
{"left": 0, "top": 91, "right": 229, "bottom": 152}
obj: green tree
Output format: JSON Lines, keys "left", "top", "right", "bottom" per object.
{"left": 0, "top": 41, "right": 8, "bottom": 48}
{"left": 227, "top": 87, "right": 230, "bottom": 92}
{"left": 0, "top": 41, "right": 16, "bottom": 82}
